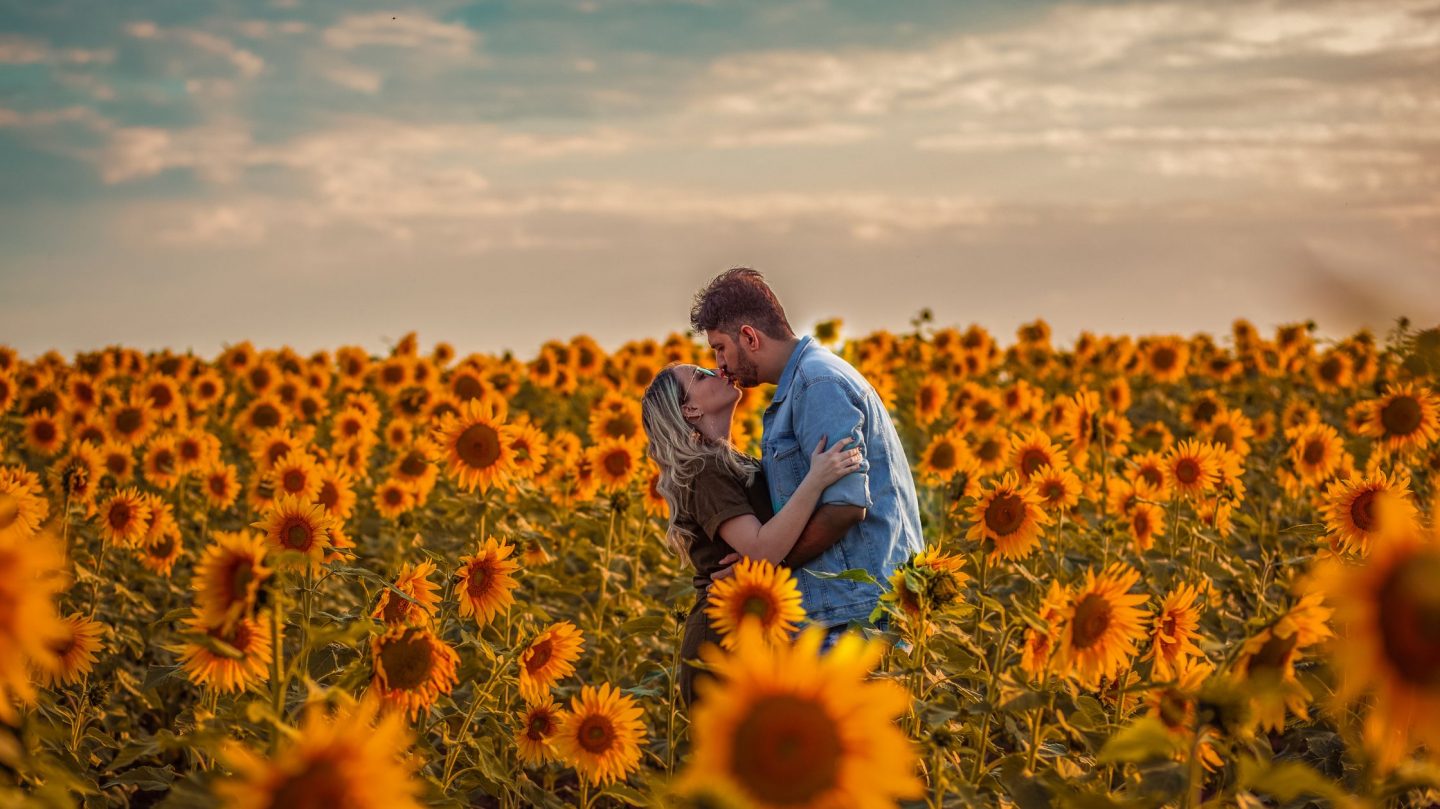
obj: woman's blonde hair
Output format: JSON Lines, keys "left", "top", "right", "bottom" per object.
{"left": 641, "top": 364, "right": 757, "bottom": 567}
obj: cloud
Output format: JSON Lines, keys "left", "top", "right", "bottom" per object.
{"left": 323, "top": 64, "right": 383, "bottom": 94}
{"left": 322, "top": 12, "right": 480, "bottom": 58}
{"left": 0, "top": 34, "right": 114, "bottom": 66}
{"left": 125, "top": 21, "right": 265, "bottom": 78}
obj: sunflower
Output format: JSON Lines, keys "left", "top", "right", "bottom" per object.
{"left": 1358, "top": 383, "right": 1440, "bottom": 455}
{"left": 197, "top": 463, "right": 239, "bottom": 511}
{"left": 965, "top": 472, "right": 1052, "bottom": 561}
{"left": 1021, "top": 580, "right": 1070, "bottom": 681}
{"left": 587, "top": 396, "right": 642, "bottom": 445}
{"left": 142, "top": 434, "right": 182, "bottom": 490}
{"left": 430, "top": 397, "right": 516, "bottom": 493}
{"left": 389, "top": 441, "right": 439, "bottom": 500}
{"left": 1056, "top": 389, "right": 1101, "bottom": 461}
{"left": 515, "top": 699, "right": 565, "bottom": 765}
{"left": 35, "top": 613, "right": 105, "bottom": 687}
{"left": 235, "top": 395, "right": 290, "bottom": 436}
{"left": 1142, "top": 337, "right": 1189, "bottom": 383}
{"left": 917, "top": 429, "right": 972, "bottom": 484}
{"left": 268, "top": 448, "right": 322, "bottom": 502}
{"left": 1321, "top": 472, "right": 1418, "bottom": 556}
{"left": 189, "top": 368, "right": 226, "bottom": 409}
{"left": 0, "top": 525, "right": 69, "bottom": 721}
{"left": 879, "top": 547, "right": 969, "bottom": 637}
{"left": 1146, "top": 662, "right": 1224, "bottom": 771}
{"left": 97, "top": 487, "right": 152, "bottom": 547}
{"left": 1311, "top": 348, "right": 1354, "bottom": 393}
{"left": 1128, "top": 501, "right": 1166, "bottom": 553}
{"left": 138, "top": 526, "right": 184, "bottom": 576}
{"left": 49, "top": 441, "right": 102, "bottom": 505}
{"left": 676, "top": 619, "right": 921, "bottom": 807}
{"left": 1205, "top": 408, "right": 1253, "bottom": 457}
{"left": 705, "top": 558, "right": 806, "bottom": 648}
{"left": 0, "top": 473, "right": 49, "bottom": 541}
{"left": 314, "top": 461, "right": 358, "bottom": 521}
{"left": 1231, "top": 592, "right": 1333, "bottom": 733}
{"left": 967, "top": 429, "right": 1010, "bottom": 476}
{"left": 373, "top": 477, "right": 418, "bottom": 520}
{"left": 1309, "top": 526, "right": 1440, "bottom": 771}
{"left": 250, "top": 426, "right": 314, "bottom": 472}
{"left": 1010, "top": 429, "right": 1070, "bottom": 481}
{"left": 1164, "top": 439, "right": 1220, "bottom": 499}
{"left": 1287, "top": 421, "right": 1344, "bottom": 487}
{"left": 1053, "top": 563, "right": 1150, "bottom": 689}
{"left": 22, "top": 409, "right": 66, "bottom": 456}
{"left": 330, "top": 406, "right": 377, "bottom": 447}
{"left": 193, "top": 530, "right": 273, "bottom": 632}
{"left": 372, "top": 560, "right": 441, "bottom": 627}
{"left": 251, "top": 497, "right": 338, "bottom": 567}
{"left": 139, "top": 375, "right": 183, "bottom": 420}
{"left": 913, "top": 376, "right": 947, "bottom": 428}
{"left": 369, "top": 624, "right": 459, "bottom": 719}
{"left": 178, "top": 610, "right": 275, "bottom": 693}
{"left": 589, "top": 439, "right": 641, "bottom": 493}
{"left": 1030, "top": 464, "right": 1082, "bottom": 515}
{"left": 455, "top": 536, "right": 521, "bottom": 626}
{"left": 505, "top": 421, "right": 549, "bottom": 483}
{"left": 173, "top": 428, "right": 220, "bottom": 474}
{"left": 518, "top": 621, "right": 586, "bottom": 704}
{"left": 216, "top": 692, "right": 424, "bottom": 809}
{"left": 553, "top": 682, "right": 648, "bottom": 786}
{"left": 1143, "top": 583, "right": 1205, "bottom": 682}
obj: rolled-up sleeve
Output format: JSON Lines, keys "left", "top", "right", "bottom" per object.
{"left": 794, "top": 377, "right": 873, "bottom": 509}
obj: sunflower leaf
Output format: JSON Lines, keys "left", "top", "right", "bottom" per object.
{"left": 807, "top": 568, "right": 881, "bottom": 587}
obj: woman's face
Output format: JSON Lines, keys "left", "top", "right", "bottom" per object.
{"left": 677, "top": 363, "right": 740, "bottom": 425}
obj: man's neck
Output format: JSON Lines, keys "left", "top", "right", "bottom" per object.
{"left": 765, "top": 336, "right": 804, "bottom": 385}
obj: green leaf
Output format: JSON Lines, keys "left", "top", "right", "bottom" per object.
{"left": 102, "top": 765, "right": 175, "bottom": 791}
{"left": 1236, "top": 757, "right": 1348, "bottom": 803}
{"left": 619, "top": 615, "right": 666, "bottom": 636}
{"left": 807, "top": 568, "right": 880, "bottom": 587}
{"left": 1097, "top": 717, "right": 1182, "bottom": 764}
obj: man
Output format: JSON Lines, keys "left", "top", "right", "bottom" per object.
{"left": 691, "top": 268, "right": 924, "bottom": 649}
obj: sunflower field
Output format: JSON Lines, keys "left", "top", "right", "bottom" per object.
{"left": 2, "top": 316, "right": 1440, "bottom": 809}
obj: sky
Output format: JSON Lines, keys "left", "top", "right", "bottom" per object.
{"left": 2, "top": 0, "right": 1438, "bottom": 360}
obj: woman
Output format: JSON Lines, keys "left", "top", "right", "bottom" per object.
{"left": 641, "top": 362, "right": 861, "bottom": 707}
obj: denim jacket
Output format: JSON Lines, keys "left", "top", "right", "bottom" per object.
{"left": 762, "top": 336, "right": 925, "bottom": 628}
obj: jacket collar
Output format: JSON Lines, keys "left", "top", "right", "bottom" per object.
{"left": 768, "top": 335, "right": 813, "bottom": 408}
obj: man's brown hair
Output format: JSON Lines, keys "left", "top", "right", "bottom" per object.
{"left": 689, "top": 268, "right": 795, "bottom": 340}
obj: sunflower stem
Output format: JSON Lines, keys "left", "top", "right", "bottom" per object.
{"left": 268, "top": 586, "right": 286, "bottom": 753}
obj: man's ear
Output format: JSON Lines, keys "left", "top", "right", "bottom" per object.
{"left": 739, "top": 324, "right": 762, "bottom": 352}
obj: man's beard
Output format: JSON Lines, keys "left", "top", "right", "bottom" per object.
{"left": 731, "top": 352, "right": 761, "bottom": 387}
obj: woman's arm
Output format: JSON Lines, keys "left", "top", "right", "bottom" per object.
{"left": 715, "top": 437, "right": 861, "bottom": 563}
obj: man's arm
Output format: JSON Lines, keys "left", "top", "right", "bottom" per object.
{"left": 781, "top": 503, "right": 866, "bottom": 568}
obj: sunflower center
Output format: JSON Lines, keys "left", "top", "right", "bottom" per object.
{"left": 525, "top": 639, "right": 554, "bottom": 674}
{"left": 1133, "top": 510, "right": 1151, "bottom": 537}
{"left": 381, "top": 590, "right": 414, "bottom": 624}
{"left": 318, "top": 481, "right": 338, "bottom": 510}
{"left": 108, "top": 502, "right": 131, "bottom": 531}
{"left": 929, "top": 442, "right": 957, "bottom": 471}
{"left": 1140, "top": 467, "right": 1164, "bottom": 487}
{"left": 1071, "top": 593, "right": 1113, "bottom": 650}
{"left": 456, "top": 423, "right": 502, "bottom": 470}
{"left": 1020, "top": 449, "right": 1048, "bottom": 477}
{"left": 1376, "top": 552, "right": 1440, "bottom": 687}
{"left": 34, "top": 421, "right": 56, "bottom": 442}
{"left": 1380, "top": 396, "right": 1423, "bottom": 437}
{"left": 577, "top": 715, "right": 617, "bottom": 754}
{"left": 1249, "top": 631, "right": 1298, "bottom": 675}
{"left": 282, "top": 470, "right": 305, "bottom": 492}
{"left": 1302, "top": 439, "right": 1326, "bottom": 466}
{"left": 741, "top": 593, "right": 774, "bottom": 621}
{"left": 526, "top": 711, "right": 555, "bottom": 740}
{"left": 454, "top": 375, "right": 485, "bottom": 401}
{"left": 115, "top": 407, "right": 143, "bottom": 435}
{"left": 1350, "top": 489, "right": 1378, "bottom": 532}
{"left": 252, "top": 403, "right": 281, "bottom": 429}
{"left": 603, "top": 451, "right": 631, "bottom": 478}
{"left": 1175, "top": 459, "right": 1199, "bottom": 485}
{"left": 1193, "top": 400, "right": 1218, "bottom": 424}
{"left": 976, "top": 438, "right": 1002, "bottom": 463}
{"left": 1152, "top": 348, "right": 1177, "bottom": 372}
{"left": 269, "top": 756, "right": 350, "bottom": 808}
{"left": 466, "top": 562, "right": 493, "bottom": 598}
{"left": 729, "top": 694, "right": 842, "bottom": 805}
{"left": 379, "top": 632, "right": 435, "bottom": 691}
{"left": 148, "top": 384, "right": 173, "bottom": 409}
{"left": 605, "top": 413, "right": 638, "bottom": 440}
{"left": 209, "top": 475, "right": 229, "bottom": 496}
{"left": 399, "top": 452, "right": 427, "bottom": 477}
{"left": 283, "top": 520, "right": 314, "bottom": 551}
{"left": 229, "top": 560, "right": 254, "bottom": 604}
{"left": 984, "top": 493, "right": 1026, "bottom": 536}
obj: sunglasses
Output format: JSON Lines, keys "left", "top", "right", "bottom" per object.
{"left": 680, "top": 366, "right": 718, "bottom": 405}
